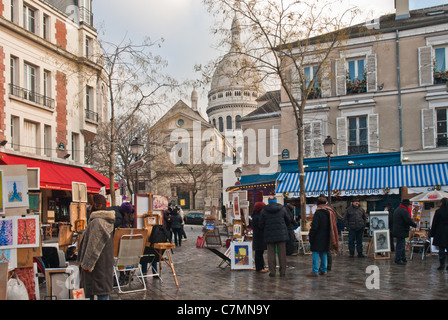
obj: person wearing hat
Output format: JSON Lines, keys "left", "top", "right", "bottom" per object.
{"left": 393, "top": 199, "right": 417, "bottom": 265}
{"left": 108, "top": 202, "right": 134, "bottom": 229}
{"left": 343, "top": 197, "right": 367, "bottom": 257}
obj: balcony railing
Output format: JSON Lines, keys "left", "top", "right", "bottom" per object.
{"left": 9, "top": 84, "right": 54, "bottom": 109}
{"left": 85, "top": 109, "right": 98, "bottom": 122}
{"left": 348, "top": 144, "right": 368, "bottom": 155}
{"left": 79, "top": 6, "right": 93, "bottom": 27}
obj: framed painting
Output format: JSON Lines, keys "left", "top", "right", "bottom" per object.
{"left": 0, "top": 217, "right": 15, "bottom": 248}
{"left": 0, "top": 248, "right": 17, "bottom": 269}
{"left": 45, "top": 268, "right": 75, "bottom": 300}
{"left": 4, "top": 175, "right": 28, "bottom": 208}
{"left": 16, "top": 215, "right": 40, "bottom": 248}
{"left": 72, "top": 182, "right": 87, "bottom": 203}
{"left": 369, "top": 211, "right": 389, "bottom": 235}
{"left": 233, "top": 195, "right": 241, "bottom": 220}
{"left": 230, "top": 241, "right": 253, "bottom": 270}
{"left": 152, "top": 195, "right": 168, "bottom": 211}
{"left": 373, "top": 230, "right": 390, "bottom": 253}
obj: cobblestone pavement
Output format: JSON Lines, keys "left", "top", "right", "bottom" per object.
{"left": 107, "top": 225, "right": 448, "bottom": 301}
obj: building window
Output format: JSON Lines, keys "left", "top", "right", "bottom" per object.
{"left": 43, "top": 70, "right": 51, "bottom": 107}
{"left": 43, "top": 14, "right": 50, "bottom": 40}
{"left": 11, "top": 116, "right": 19, "bottom": 151}
{"left": 437, "top": 108, "right": 448, "bottom": 147}
{"left": 23, "top": 5, "right": 36, "bottom": 34}
{"left": 85, "top": 36, "right": 93, "bottom": 58}
{"left": 434, "top": 47, "right": 448, "bottom": 84}
{"left": 346, "top": 58, "right": 366, "bottom": 94}
{"left": 348, "top": 116, "right": 368, "bottom": 155}
{"left": 304, "top": 65, "right": 321, "bottom": 99}
{"left": 85, "top": 86, "right": 97, "bottom": 121}
{"left": 44, "top": 125, "right": 52, "bottom": 157}
{"left": 235, "top": 115, "right": 242, "bottom": 130}
{"left": 226, "top": 91, "right": 232, "bottom": 97}
{"left": 212, "top": 118, "right": 216, "bottom": 128}
{"left": 10, "top": 56, "right": 18, "bottom": 86}
{"left": 11, "top": 0, "right": 18, "bottom": 23}
{"left": 218, "top": 117, "right": 224, "bottom": 132}
{"left": 23, "top": 120, "right": 39, "bottom": 154}
{"left": 71, "top": 133, "right": 79, "bottom": 161}
{"left": 24, "top": 62, "right": 38, "bottom": 103}
{"left": 226, "top": 116, "right": 232, "bottom": 130}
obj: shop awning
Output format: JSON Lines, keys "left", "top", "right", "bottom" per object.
{"left": 0, "top": 153, "right": 115, "bottom": 193}
{"left": 276, "top": 163, "right": 448, "bottom": 197}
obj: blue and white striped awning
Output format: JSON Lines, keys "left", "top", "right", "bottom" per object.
{"left": 276, "top": 163, "right": 448, "bottom": 197}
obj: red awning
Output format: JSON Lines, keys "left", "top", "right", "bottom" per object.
{"left": 0, "top": 153, "right": 116, "bottom": 193}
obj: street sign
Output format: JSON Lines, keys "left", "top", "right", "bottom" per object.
{"left": 129, "top": 159, "right": 146, "bottom": 172}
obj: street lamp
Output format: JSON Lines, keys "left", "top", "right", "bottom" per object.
{"left": 323, "top": 136, "right": 335, "bottom": 205}
{"left": 234, "top": 167, "right": 242, "bottom": 183}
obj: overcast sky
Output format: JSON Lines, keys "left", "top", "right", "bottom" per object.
{"left": 92, "top": 0, "right": 448, "bottom": 114}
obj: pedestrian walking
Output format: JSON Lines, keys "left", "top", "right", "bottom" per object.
{"left": 163, "top": 207, "right": 173, "bottom": 242}
{"left": 393, "top": 199, "right": 417, "bottom": 265}
{"left": 307, "top": 197, "right": 331, "bottom": 277}
{"left": 259, "top": 196, "right": 291, "bottom": 277}
{"left": 250, "top": 201, "right": 268, "bottom": 273}
{"left": 170, "top": 207, "right": 183, "bottom": 247}
{"left": 385, "top": 203, "right": 395, "bottom": 252}
{"left": 77, "top": 194, "right": 115, "bottom": 300}
{"left": 343, "top": 197, "right": 367, "bottom": 257}
{"left": 178, "top": 206, "right": 187, "bottom": 240}
{"left": 430, "top": 198, "right": 448, "bottom": 270}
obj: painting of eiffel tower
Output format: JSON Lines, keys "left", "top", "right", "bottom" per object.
{"left": 17, "top": 217, "right": 37, "bottom": 246}
{"left": 4, "top": 176, "right": 29, "bottom": 208}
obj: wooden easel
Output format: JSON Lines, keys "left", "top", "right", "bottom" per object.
{"left": 367, "top": 237, "right": 390, "bottom": 260}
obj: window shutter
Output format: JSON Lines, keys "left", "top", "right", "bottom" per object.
{"left": 312, "top": 121, "right": 323, "bottom": 157}
{"left": 366, "top": 54, "right": 377, "bottom": 92}
{"left": 421, "top": 109, "right": 436, "bottom": 149}
{"left": 303, "top": 123, "right": 312, "bottom": 158}
{"left": 368, "top": 113, "right": 379, "bottom": 153}
{"left": 290, "top": 67, "right": 302, "bottom": 101}
{"left": 336, "top": 117, "right": 347, "bottom": 156}
{"left": 321, "top": 64, "right": 332, "bottom": 98}
{"left": 335, "top": 58, "right": 346, "bottom": 96}
{"left": 418, "top": 46, "right": 433, "bottom": 86}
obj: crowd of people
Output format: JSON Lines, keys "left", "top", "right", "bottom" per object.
{"left": 75, "top": 192, "right": 448, "bottom": 299}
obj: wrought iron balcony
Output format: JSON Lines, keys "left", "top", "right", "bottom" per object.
{"left": 85, "top": 109, "right": 98, "bottom": 122}
{"left": 9, "top": 84, "right": 54, "bottom": 109}
{"left": 79, "top": 6, "right": 93, "bottom": 27}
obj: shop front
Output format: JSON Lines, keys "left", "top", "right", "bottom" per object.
{"left": 275, "top": 162, "right": 448, "bottom": 222}
{"left": 0, "top": 153, "right": 116, "bottom": 225}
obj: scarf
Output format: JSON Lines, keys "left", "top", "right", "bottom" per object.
{"left": 317, "top": 204, "right": 340, "bottom": 253}
{"left": 399, "top": 204, "right": 412, "bottom": 217}
{"left": 77, "top": 210, "right": 115, "bottom": 272}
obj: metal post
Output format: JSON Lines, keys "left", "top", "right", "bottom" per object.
{"left": 327, "top": 154, "right": 331, "bottom": 206}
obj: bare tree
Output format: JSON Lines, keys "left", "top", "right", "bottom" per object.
{"left": 97, "top": 36, "right": 179, "bottom": 205}
{"left": 202, "top": 0, "right": 359, "bottom": 229}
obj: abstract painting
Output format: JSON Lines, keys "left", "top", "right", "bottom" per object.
{"left": 0, "top": 170, "right": 4, "bottom": 214}
{"left": 230, "top": 241, "right": 253, "bottom": 270}
{"left": 16, "top": 216, "right": 39, "bottom": 248}
{"left": 0, "top": 218, "right": 14, "bottom": 248}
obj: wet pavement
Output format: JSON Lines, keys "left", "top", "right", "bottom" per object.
{"left": 106, "top": 225, "right": 448, "bottom": 301}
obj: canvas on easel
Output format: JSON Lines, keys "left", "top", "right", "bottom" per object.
{"left": 230, "top": 241, "right": 253, "bottom": 270}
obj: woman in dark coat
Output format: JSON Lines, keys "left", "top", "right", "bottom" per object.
{"left": 308, "top": 197, "right": 331, "bottom": 277}
{"left": 251, "top": 201, "right": 267, "bottom": 272}
{"left": 430, "top": 198, "right": 448, "bottom": 270}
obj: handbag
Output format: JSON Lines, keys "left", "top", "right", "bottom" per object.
{"left": 7, "top": 277, "right": 29, "bottom": 300}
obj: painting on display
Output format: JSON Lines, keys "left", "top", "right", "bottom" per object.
{"left": 0, "top": 170, "right": 5, "bottom": 214}
{"left": 233, "top": 195, "right": 241, "bottom": 220}
{"left": 369, "top": 211, "right": 389, "bottom": 235}
{"left": 152, "top": 195, "right": 168, "bottom": 211}
{"left": 4, "top": 175, "right": 29, "bottom": 208}
{"left": 373, "top": 230, "right": 390, "bottom": 253}
{"left": 230, "top": 241, "right": 253, "bottom": 270}
{"left": 16, "top": 215, "right": 39, "bottom": 248}
{"left": 0, "top": 248, "right": 17, "bottom": 269}
{"left": 0, "top": 217, "right": 15, "bottom": 248}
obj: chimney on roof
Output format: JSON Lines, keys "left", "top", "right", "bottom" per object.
{"left": 395, "top": 0, "right": 410, "bottom": 20}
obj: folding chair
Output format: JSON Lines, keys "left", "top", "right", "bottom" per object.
{"left": 409, "top": 231, "right": 430, "bottom": 261}
{"left": 113, "top": 234, "right": 146, "bottom": 293}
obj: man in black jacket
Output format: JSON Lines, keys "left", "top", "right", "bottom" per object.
{"left": 343, "top": 198, "right": 367, "bottom": 257}
{"left": 260, "top": 196, "right": 291, "bottom": 277}
{"left": 393, "top": 199, "right": 417, "bottom": 265}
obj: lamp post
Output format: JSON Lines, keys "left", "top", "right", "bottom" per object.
{"left": 234, "top": 167, "right": 242, "bottom": 184}
{"left": 323, "top": 136, "right": 335, "bottom": 206}
{"left": 131, "top": 137, "right": 144, "bottom": 197}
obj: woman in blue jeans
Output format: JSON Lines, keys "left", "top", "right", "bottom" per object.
{"left": 307, "top": 197, "right": 331, "bottom": 277}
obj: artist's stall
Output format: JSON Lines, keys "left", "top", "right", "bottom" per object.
{"left": 0, "top": 165, "right": 44, "bottom": 300}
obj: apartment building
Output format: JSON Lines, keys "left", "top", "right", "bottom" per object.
{"left": 0, "top": 0, "right": 111, "bottom": 223}
{"left": 274, "top": 1, "right": 448, "bottom": 216}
